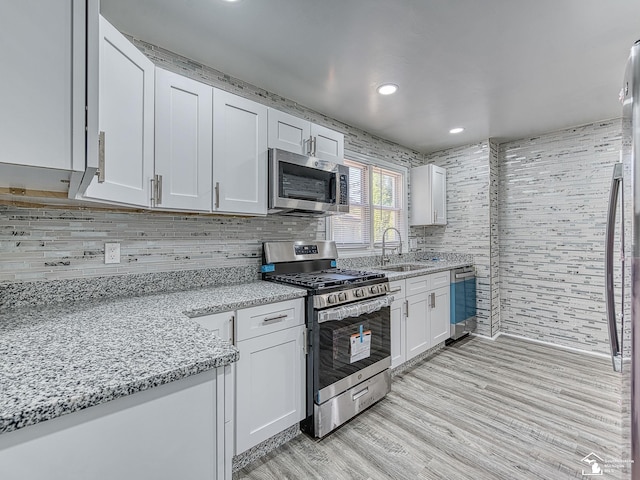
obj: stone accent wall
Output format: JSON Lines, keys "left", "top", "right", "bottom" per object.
{"left": 498, "top": 119, "right": 622, "bottom": 353}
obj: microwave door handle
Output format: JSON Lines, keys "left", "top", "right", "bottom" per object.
{"left": 329, "top": 174, "right": 337, "bottom": 204}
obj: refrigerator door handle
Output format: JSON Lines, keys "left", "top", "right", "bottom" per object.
{"left": 605, "top": 162, "right": 623, "bottom": 372}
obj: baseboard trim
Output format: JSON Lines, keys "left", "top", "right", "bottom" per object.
{"left": 480, "top": 331, "right": 610, "bottom": 359}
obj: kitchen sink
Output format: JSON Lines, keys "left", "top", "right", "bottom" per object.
{"left": 378, "top": 264, "right": 428, "bottom": 272}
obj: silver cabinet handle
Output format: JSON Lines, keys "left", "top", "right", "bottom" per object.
{"left": 229, "top": 315, "right": 235, "bottom": 345}
{"left": 404, "top": 299, "right": 409, "bottom": 317}
{"left": 262, "top": 313, "right": 288, "bottom": 324}
{"left": 312, "top": 136, "right": 317, "bottom": 156}
{"left": 97, "top": 131, "right": 105, "bottom": 183}
{"left": 152, "top": 174, "right": 163, "bottom": 206}
{"left": 389, "top": 287, "right": 403, "bottom": 294}
{"left": 302, "top": 328, "right": 308, "bottom": 355}
{"left": 430, "top": 292, "right": 436, "bottom": 308}
{"left": 157, "top": 174, "right": 162, "bottom": 205}
{"left": 215, "top": 182, "right": 220, "bottom": 209}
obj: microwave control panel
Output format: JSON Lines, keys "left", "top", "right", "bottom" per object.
{"left": 339, "top": 174, "right": 349, "bottom": 205}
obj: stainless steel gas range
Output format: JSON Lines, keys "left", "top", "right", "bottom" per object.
{"left": 262, "top": 240, "right": 393, "bottom": 437}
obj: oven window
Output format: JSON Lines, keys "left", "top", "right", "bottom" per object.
{"left": 279, "top": 162, "right": 336, "bottom": 204}
{"left": 317, "top": 306, "right": 390, "bottom": 391}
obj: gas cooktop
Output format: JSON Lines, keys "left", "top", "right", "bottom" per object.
{"left": 268, "top": 268, "right": 385, "bottom": 289}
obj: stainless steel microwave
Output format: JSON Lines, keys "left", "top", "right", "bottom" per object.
{"left": 268, "top": 148, "right": 349, "bottom": 216}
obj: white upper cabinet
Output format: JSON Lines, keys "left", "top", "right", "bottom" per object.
{"left": 81, "top": 16, "right": 155, "bottom": 207}
{"left": 0, "top": 0, "right": 97, "bottom": 196}
{"left": 267, "top": 110, "right": 310, "bottom": 155}
{"left": 410, "top": 164, "right": 447, "bottom": 226}
{"left": 213, "top": 90, "right": 268, "bottom": 215}
{"left": 267, "top": 110, "right": 344, "bottom": 164}
{"left": 310, "top": 123, "right": 344, "bottom": 164}
{"left": 154, "top": 68, "right": 213, "bottom": 211}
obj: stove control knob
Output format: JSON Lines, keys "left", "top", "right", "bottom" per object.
{"left": 338, "top": 292, "right": 348, "bottom": 302}
{"left": 369, "top": 285, "right": 379, "bottom": 294}
{"left": 327, "top": 294, "right": 337, "bottom": 304}
{"left": 354, "top": 288, "right": 364, "bottom": 298}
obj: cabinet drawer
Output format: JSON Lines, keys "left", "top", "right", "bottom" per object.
{"left": 406, "top": 275, "right": 430, "bottom": 296}
{"left": 237, "top": 298, "right": 304, "bottom": 341}
{"left": 429, "top": 271, "right": 450, "bottom": 289}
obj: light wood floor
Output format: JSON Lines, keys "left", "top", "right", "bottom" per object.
{"left": 235, "top": 335, "right": 624, "bottom": 480}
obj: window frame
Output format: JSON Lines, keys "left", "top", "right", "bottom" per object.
{"left": 327, "top": 150, "right": 409, "bottom": 257}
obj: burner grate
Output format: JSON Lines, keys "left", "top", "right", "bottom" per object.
{"left": 269, "top": 268, "right": 385, "bottom": 288}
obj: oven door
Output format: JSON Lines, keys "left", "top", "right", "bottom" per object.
{"left": 314, "top": 295, "right": 391, "bottom": 404}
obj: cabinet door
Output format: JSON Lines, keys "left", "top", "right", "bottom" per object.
{"left": 191, "top": 311, "right": 234, "bottom": 344}
{"left": 82, "top": 16, "right": 154, "bottom": 207}
{"left": 0, "top": 371, "right": 219, "bottom": 480}
{"left": 389, "top": 280, "right": 406, "bottom": 369}
{"left": 405, "top": 292, "right": 430, "bottom": 360}
{"left": 267, "top": 109, "right": 310, "bottom": 155}
{"left": 311, "top": 124, "right": 344, "bottom": 164}
{"left": 213, "top": 90, "right": 267, "bottom": 215}
{"left": 0, "top": 1, "right": 87, "bottom": 188}
{"left": 154, "top": 69, "right": 212, "bottom": 211}
{"left": 390, "top": 296, "right": 406, "bottom": 369}
{"left": 235, "top": 325, "right": 305, "bottom": 454}
{"left": 431, "top": 165, "right": 447, "bottom": 225}
{"left": 430, "top": 286, "right": 451, "bottom": 346}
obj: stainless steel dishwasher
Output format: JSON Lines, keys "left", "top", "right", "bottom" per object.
{"left": 449, "top": 266, "right": 476, "bottom": 341}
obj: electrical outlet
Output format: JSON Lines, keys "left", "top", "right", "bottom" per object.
{"left": 105, "top": 242, "right": 121, "bottom": 264}
{"left": 409, "top": 238, "right": 418, "bottom": 249}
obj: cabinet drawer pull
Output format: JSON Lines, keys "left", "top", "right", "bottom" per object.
{"left": 262, "top": 313, "right": 288, "bottom": 324}
{"left": 352, "top": 387, "right": 369, "bottom": 401}
{"left": 388, "top": 287, "right": 403, "bottom": 294}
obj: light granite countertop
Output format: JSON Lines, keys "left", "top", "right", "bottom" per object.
{"left": 0, "top": 281, "right": 307, "bottom": 435}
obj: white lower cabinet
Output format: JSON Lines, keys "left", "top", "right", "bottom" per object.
{"left": 0, "top": 369, "right": 231, "bottom": 480}
{"left": 406, "top": 291, "right": 430, "bottom": 359}
{"left": 389, "top": 280, "right": 406, "bottom": 368}
{"left": 235, "top": 324, "right": 305, "bottom": 453}
{"left": 192, "top": 298, "right": 306, "bottom": 456}
{"left": 390, "top": 271, "right": 451, "bottom": 368}
{"left": 430, "top": 285, "right": 451, "bottom": 345}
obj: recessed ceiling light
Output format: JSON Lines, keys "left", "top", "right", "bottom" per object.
{"left": 449, "top": 127, "right": 464, "bottom": 134}
{"left": 377, "top": 84, "right": 398, "bottom": 95}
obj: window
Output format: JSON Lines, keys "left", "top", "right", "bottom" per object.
{"left": 330, "top": 154, "right": 407, "bottom": 253}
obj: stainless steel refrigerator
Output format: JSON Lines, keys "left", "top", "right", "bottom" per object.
{"left": 607, "top": 39, "right": 640, "bottom": 480}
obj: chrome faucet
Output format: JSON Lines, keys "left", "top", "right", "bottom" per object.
{"left": 381, "top": 227, "right": 402, "bottom": 266}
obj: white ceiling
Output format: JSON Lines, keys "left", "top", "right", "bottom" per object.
{"left": 100, "top": 0, "right": 640, "bottom": 154}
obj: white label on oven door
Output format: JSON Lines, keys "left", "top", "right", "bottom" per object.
{"left": 350, "top": 326, "right": 371, "bottom": 363}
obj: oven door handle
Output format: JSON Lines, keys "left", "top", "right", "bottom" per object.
{"left": 317, "top": 295, "right": 394, "bottom": 323}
